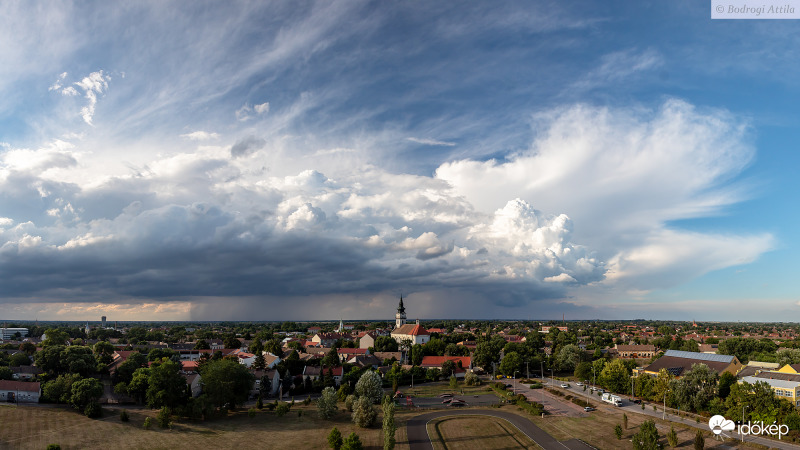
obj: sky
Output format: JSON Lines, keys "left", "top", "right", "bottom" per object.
{"left": 1, "top": 1, "right": 799, "bottom": 322}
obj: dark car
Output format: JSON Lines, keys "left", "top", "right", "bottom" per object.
{"left": 632, "top": 399, "right": 641, "bottom": 404}
{"left": 504, "top": 384, "right": 513, "bottom": 388}
{"left": 449, "top": 400, "right": 467, "bottom": 407}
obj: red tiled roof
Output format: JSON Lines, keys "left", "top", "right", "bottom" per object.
{"left": 420, "top": 356, "right": 471, "bottom": 368}
{"left": 0, "top": 380, "right": 40, "bottom": 393}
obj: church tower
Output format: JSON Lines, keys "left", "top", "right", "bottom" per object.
{"left": 395, "top": 295, "right": 407, "bottom": 329}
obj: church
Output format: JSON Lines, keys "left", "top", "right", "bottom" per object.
{"left": 389, "top": 295, "right": 430, "bottom": 346}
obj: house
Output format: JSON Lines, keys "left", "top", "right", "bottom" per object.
{"left": 10, "top": 366, "right": 43, "bottom": 380}
{"left": 183, "top": 373, "right": 202, "bottom": 397}
{"left": 0, "top": 380, "right": 41, "bottom": 403}
{"left": 373, "top": 351, "right": 403, "bottom": 364}
{"left": 181, "top": 360, "right": 200, "bottom": 373}
{"left": 540, "top": 326, "right": 568, "bottom": 333}
{"left": 637, "top": 350, "right": 743, "bottom": 378}
{"left": 252, "top": 369, "right": 281, "bottom": 397}
{"left": 302, "top": 366, "right": 344, "bottom": 386}
{"left": 391, "top": 320, "right": 430, "bottom": 346}
{"left": 231, "top": 350, "right": 256, "bottom": 367}
{"left": 614, "top": 344, "right": 657, "bottom": 359}
{"left": 358, "top": 331, "right": 377, "bottom": 350}
{"left": 311, "top": 333, "right": 348, "bottom": 348}
{"left": 741, "top": 374, "right": 800, "bottom": 407}
{"left": 346, "top": 354, "right": 382, "bottom": 368}
{"left": 307, "top": 326, "right": 322, "bottom": 334}
{"left": 421, "top": 356, "right": 473, "bottom": 377}
{"left": 698, "top": 344, "right": 719, "bottom": 354}
{"left": 337, "top": 348, "right": 369, "bottom": 362}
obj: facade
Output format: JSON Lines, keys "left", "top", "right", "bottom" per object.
{"left": 0, "top": 380, "right": 41, "bottom": 403}
{"left": 395, "top": 295, "right": 407, "bottom": 329}
{"left": 637, "top": 350, "right": 743, "bottom": 378}
{"left": 358, "top": 331, "right": 377, "bottom": 349}
{"left": 0, "top": 328, "right": 28, "bottom": 340}
{"left": 741, "top": 375, "right": 800, "bottom": 407}
{"left": 391, "top": 320, "right": 430, "bottom": 346}
{"left": 615, "top": 344, "right": 657, "bottom": 359}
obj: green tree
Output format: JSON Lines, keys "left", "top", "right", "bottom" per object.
{"left": 499, "top": 351, "right": 522, "bottom": 376}
{"left": 667, "top": 427, "right": 678, "bottom": 448}
{"left": 70, "top": 378, "right": 103, "bottom": 412}
{"left": 574, "top": 361, "right": 592, "bottom": 382}
{"left": 599, "top": 359, "right": 631, "bottom": 393}
{"left": 352, "top": 396, "right": 377, "bottom": 427}
{"left": 672, "top": 363, "right": 718, "bottom": 412}
{"left": 200, "top": 358, "right": 255, "bottom": 410}
{"left": 354, "top": 371, "right": 383, "bottom": 404}
{"left": 632, "top": 420, "right": 662, "bottom": 450}
{"left": 42, "top": 328, "right": 70, "bottom": 347}
{"left": 328, "top": 427, "right": 343, "bottom": 450}
{"left": 441, "top": 360, "right": 456, "bottom": 378}
{"left": 373, "top": 336, "right": 399, "bottom": 353}
{"left": 194, "top": 339, "right": 211, "bottom": 350}
{"left": 114, "top": 352, "right": 148, "bottom": 384}
{"left": 623, "top": 413, "right": 628, "bottom": 429}
{"left": 693, "top": 430, "right": 704, "bottom": 450}
{"left": 382, "top": 396, "right": 396, "bottom": 450}
{"left": 259, "top": 374, "right": 273, "bottom": 397}
{"left": 127, "top": 368, "right": 150, "bottom": 404}
{"left": 342, "top": 432, "right": 364, "bottom": 450}
{"left": 43, "top": 373, "right": 82, "bottom": 403}
{"left": 555, "top": 344, "right": 582, "bottom": 372}
{"left": 718, "top": 371, "right": 736, "bottom": 399}
{"left": 93, "top": 341, "right": 116, "bottom": 365}
{"left": 615, "top": 424, "right": 623, "bottom": 440}
{"left": 18, "top": 341, "right": 37, "bottom": 356}
{"left": 318, "top": 386, "right": 338, "bottom": 419}
{"left": 9, "top": 352, "right": 31, "bottom": 366}
{"left": 157, "top": 406, "right": 171, "bottom": 428}
{"left": 0, "top": 367, "right": 12, "bottom": 380}
{"left": 146, "top": 359, "right": 188, "bottom": 409}
{"left": 464, "top": 372, "right": 480, "bottom": 386}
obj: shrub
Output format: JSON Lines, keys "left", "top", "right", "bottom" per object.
{"left": 120, "top": 410, "right": 130, "bottom": 422}
{"left": 275, "top": 402, "right": 290, "bottom": 417}
{"left": 248, "top": 408, "right": 256, "bottom": 418}
{"left": 342, "top": 432, "right": 363, "bottom": 450}
{"left": 157, "top": 407, "right": 171, "bottom": 428}
{"left": 623, "top": 413, "right": 628, "bottom": 429}
{"left": 46, "top": 445, "right": 61, "bottom": 450}
{"left": 449, "top": 377, "right": 458, "bottom": 389}
{"left": 143, "top": 417, "right": 152, "bottom": 429}
{"left": 464, "top": 372, "right": 480, "bottom": 386}
{"left": 345, "top": 394, "right": 356, "bottom": 412}
{"left": 318, "top": 386, "right": 338, "bottom": 420}
{"left": 84, "top": 402, "right": 102, "bottom": 418}
{"left": 328, "top": 427, "right": 343, "bottom": 450}
{"left": 693, "top": 430, "right": 704, "bottom": 450}
{"left": 256, "top": 396, "right": 263, "bottom": 410}
{"left": 615, "top": 424, "right": 623, "bottom": 440}
{"left": 667, "top": 426, "right": 678, "bottom": 448}
{"left": 355, "top": 371, "right": 383, "bottom": 404}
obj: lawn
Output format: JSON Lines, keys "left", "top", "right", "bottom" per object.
{"left": 399, "top": 381, "right": 490, "bottom": 398}
{"left": 427, "top": 416, "right": 542, "bottom": 450}
{"left": 0, "top": 402, "right": 415, "bottom": 450}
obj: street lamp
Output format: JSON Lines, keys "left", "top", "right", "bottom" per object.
{"left": 742, "top": 405, "right": 749, "bottom": 442}
{"left": 662, "top": 389, "right": 671, "bottom": 420}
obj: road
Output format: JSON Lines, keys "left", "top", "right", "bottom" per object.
{"left": 406, "top": 408, "right": 593, "bottom": 450}
{"left": 517, "top": 378, "right": 800, "bottom": 450}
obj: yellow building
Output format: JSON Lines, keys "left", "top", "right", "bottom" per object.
{"left": 741, "top": 374, "right": 800, "bottom": 407}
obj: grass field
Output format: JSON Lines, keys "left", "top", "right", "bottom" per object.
{"left": 401, "top": 382, "right": 490, "bottom": 398}
{"left": 427, "top": 416, "right": 542, "bottom": 450}
{"left": 0, "top": 403, "right": 414, "bottom": 450}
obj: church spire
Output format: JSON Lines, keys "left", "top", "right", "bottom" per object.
{"left": 395, "top": 294, "right": 407, "bottom": 329}
{"left": 397, "top": 294, "right": 405, "bottom": 314}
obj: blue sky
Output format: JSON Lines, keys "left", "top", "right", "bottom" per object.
{"left": 0, "top": 1, "right": 798, "bottom": 321}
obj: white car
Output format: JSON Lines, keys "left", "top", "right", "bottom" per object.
{"left": 560, "top": 383, "right": 569, "bottom": 388}
{"left": 576, "top": 382, "right": 584, "bottom": 386}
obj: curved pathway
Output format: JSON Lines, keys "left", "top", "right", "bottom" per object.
{"left": 406, "top": 409, "right": 593, "bottom": 450}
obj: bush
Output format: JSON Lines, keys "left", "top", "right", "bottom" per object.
{"left": 157, "top": 407, "right": 171, "bottom": 428}
{"left": 667, "top": 426, "right": 678, "bottom": 448}
{"left": 120, "top": 410, "right": 130, "bottom": 422}
{"left": 328, "top": 427, "right": 343, "bottom": 450}
{"left": 248, "top": 408, "right": 256, "bottom": 418}
{"left": 449, "top": 377, "right": 458, "bottom": 389}
{"left": 46, "top": 445, "right": 61, "bottom": 450}
{"left": 275, "top": 402, "right": 290, "bottom": 417}
{"left": 615, "top": 424, "right": 623, "bottom": 440}
{"left": 693, "top": 430, "right": 704, "bottom": 450}
{"left": 342, "top": 432, "right": 364, "bottom": 450}
{"left": 84, "top": 402, "right": 102, "bottom": 418}
{"left": 464, "top": 372, "right": 480, "bottom": 386}
{"left": 318, "top": 386, "right": 338, "bottom": 420}
{"left": 345, "top": 394, "right": 356, "bottom": 412}
{"left": 143, "top": 417, "right": 152, "bottom": 429}
{"left": 256, "top": 396, "right": 263, "bottom": 410}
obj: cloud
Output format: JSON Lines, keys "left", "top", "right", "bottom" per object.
{"left": 180, "top": 131, "right": 221, "bottom": 141}
{"left": 230, "top": 135, "right": 266, "bottom": 158}
{"left": 254, "top": 102, "right": 270, "bottom": 114}
{"left": 571, "top": 48, "right": 663, "bottom": 92}
{"left": 407, "top": 137, "right": 456, "bottom": 147}
{"left": 236, "top": 102, "right": 269, "bottom": 121}
{"left": 49, "top": 70, "right": 111, "bottom": 125}
{"left": 437, "top": 99, "right": 769, "bottom": 292}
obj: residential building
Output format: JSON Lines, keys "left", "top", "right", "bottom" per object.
{"left": 0, "top": 380, "right": 41, "bottom": 403}
{"left": 637, "top": 350, "right": 743, "bottom": 378}
{"left": 0, "top": 328, "right": 28, "bottom": 340}
{"left": 615, "top": 344, "right": 657, "bottom": 359}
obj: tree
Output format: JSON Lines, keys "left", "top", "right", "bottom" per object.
{"left": 318, "top": 386, "right": 338, "bottom": 419}
{"left": 157, "top": 407, "right": 171, "bottom": 428}
{"left": 651, "top": 369, "right": 673, "bottom": 403}
{"left": 93, "top": 341, "right": 116, "bottom": 365}
{"left": 70, "top": 378, "right": 103, "bottom": 412}
{"left": 43, "top": 373, "right": 82, "bottom": 403}
{"left": 352, "top": 396, "right": 377, "bottom": 428}
{"left": 464, "top": 372, "right": 480, "bottom": 386}
{"left": 599, "top": 359, "right": 631, "bottom": 394}
{"left": 672, "top": 363, "right": 718, "bottom": 412}
{"left": 127, "top": 368, "right": 150, "bottom": 404}
{"left": 200, "top": 358, "right": 255, "bottom": 410}
{"left": 615, "top": 424, "right": 623, "bottom": 440}
{"left": 253, "top": 353, "right": 267, "bottom": 371}
{"left": 9, "top": 352, "right": 31, "bottom": 367}
{"left": 146, "top": 359, "right": 188, "bottom": 409}
{"left": 499, "top": 351, "right": 522, "bottom": 376}
{"left": 574, "top": 361, "right": 592, "bottom": 382}
{"left": 42, "top": 328, "right": 69, "bottom": 347}
{"left": 0, "top": 367, "right": 12, "bottom": 380}
{"left": 114, "top": 352, "right": 148, "bottom": 384}
{"left": 373, "top": 336, "right": 399, "bottom": 353}
{"left": 410, "top": 344, "right": 424, "bottom": 366}
{"left": 555, "top": 344, "right": 582, "bottom": 372}
{"left": 667, "top": 427, "right": 678, "bottom": 448}
{"left": 718, "top": 371, "right": 736, "bottom": 399}
{"left": 328, "top": 427, "right": 343, "bottom": 450}
{"left": 264, "top": 339, "right": 283, "bottom": 357}
{"left": 354, "top": 371, "right": 383, "bottom": 404}
{"left": 194, "top": 339, "right": 211, "bottom": 350}
{"left": 693, "top": 430, "right": 704, "bottom": 450}
{"left": 259, "top": 374, "right": 273, "bottom": 397}
{"left": 224, "top": 336, "right": 242, "bottom": 350}
{"left": 342, "top": 432, "right": 364, "bottom": 450}
{"left": 441, "top": 360, "right": 456, "bottom": 378}
{"left": 623, "top": 413, "right": 628, "bottom": 429}
{"left": 382, "top": 396, "right": 396, "bottom": 450}
{"left": 632, "top": 420, "right": 662, "bottom": 450}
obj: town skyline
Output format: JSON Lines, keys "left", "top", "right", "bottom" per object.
{"left": 1, "top": 2, "right": 799, "bottom": 322}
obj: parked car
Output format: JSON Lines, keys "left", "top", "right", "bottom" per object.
{"left": 505, "top": 384, "right": 513, "bottom": 389}
{"left": 584, "top": 406, "right": 595, "bottom": 412}
{"left": 576, "top": 382, "right": 584, "bottom": 386}
{"left": 442, "top": 398, "right": 453, "bottom": 404}
{"left": 450, "top": 399, "right": 467, "bottom": 407}
{"left": 560, "top": 383, "right": 570, "bottom": 388}
{"left": 438, "top": 393, "right": 453, "bottom": 398}
{"left": 632, "top": 399, "right": 641, "bottom": 404}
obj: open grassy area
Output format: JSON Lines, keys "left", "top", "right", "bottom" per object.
{"left": 427, "top": 416, "right": 542, "bottom": 450}
{"left": 530, "top": 407, "right": 770, "bottom": 449}
{"left": 0, "top": 402, "right": 414, "bottom": 450}
{"left": 401, "top": 381, "right": 490, "bottom": 398}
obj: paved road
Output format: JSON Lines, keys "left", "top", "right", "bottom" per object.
{"left": 406, "top": 408, "right": 593, "bottom": 450}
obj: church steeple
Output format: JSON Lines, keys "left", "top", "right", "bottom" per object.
{"left": 395, "top": 295, "right": 407, "bottom": 329}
